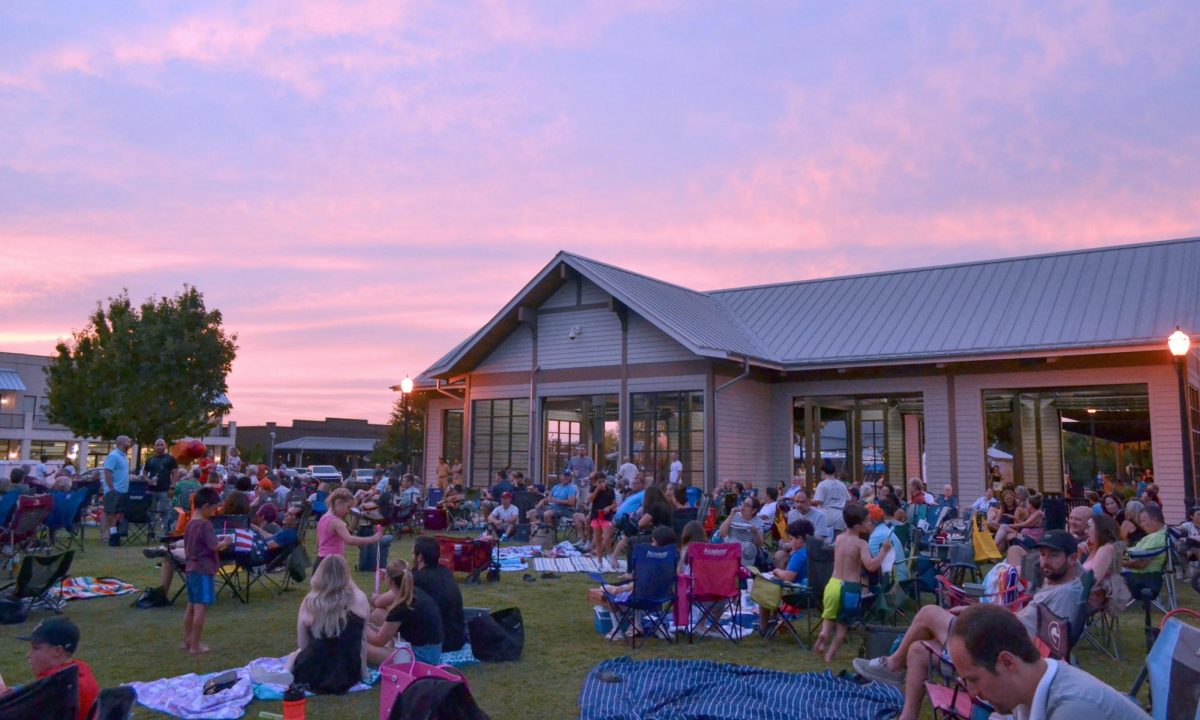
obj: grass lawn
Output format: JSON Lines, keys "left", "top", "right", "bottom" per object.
{"left": 1, "top": 531, "right": 1195, "bottom": 719}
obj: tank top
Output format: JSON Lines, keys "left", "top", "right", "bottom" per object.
{"left": 316, "top": 512, "right": 344, "bottom": 558}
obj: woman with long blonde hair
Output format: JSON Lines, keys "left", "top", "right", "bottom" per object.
{"left": 365, "top": 559, "right": 443, "bottom": 666}
{"left": 288, "top": 555, "right": 370, "bottom": 695}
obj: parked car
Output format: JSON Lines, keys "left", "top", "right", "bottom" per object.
{"left": 346, "top": 468, "right": 378, "bottom": 492}
{"left": 306, "top": 465, "right": 343, "bottom": 485}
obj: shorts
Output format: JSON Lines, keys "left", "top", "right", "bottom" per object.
{"left": 412, "top": 643, "right": 442, "bottom": 665}
{"left": 821, "top": 578, "right": 863, "bottom": 624}
{"left": 548, "top": 505, "right": 572, "bottom": 521}
{"left": 103, "top": 491, "right": 130, "bottom": 515}
{"left": 185, "top": 572, "right": 215, "bottom": 606}
{"left": 590, "top": 518, "right": 612, "bottom": 530}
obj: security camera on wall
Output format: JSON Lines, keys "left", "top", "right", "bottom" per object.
{"left": 568, "top": 325, "right": 582, "bottom": 341}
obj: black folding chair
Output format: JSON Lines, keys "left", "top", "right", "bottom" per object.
{"left": 122, "top": 481, "right": 155, "bottom": 545}
{"left": 88, "top": 686, "right": 137, "bottom": 720}
{"left": 0, "top": 652, "right": 78, "bottom": 719}
{"left": 0, "top": 550, "right": 75, "bottom": 613}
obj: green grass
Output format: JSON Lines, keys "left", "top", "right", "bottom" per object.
{"left": 1, "top": 532, "right": 1195, "bottom": 719}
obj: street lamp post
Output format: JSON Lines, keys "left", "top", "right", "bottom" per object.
{"left": 399, "top": 376, "right": 414, "bottom": 474}
{"left": 1168, "top": 328, "right": 1195, "bottom": 513}
{"left": 1087, "top": 408, "right": 1098, "bottom": 483}
{"left": 268, "top": 431, "right": 276, "bottom": 469}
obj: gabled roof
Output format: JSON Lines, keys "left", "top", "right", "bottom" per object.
{"left": 420, "top": 236, "right": 1200, "bottom": 379}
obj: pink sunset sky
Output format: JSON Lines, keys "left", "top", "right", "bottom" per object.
{"left": 2, "top": 2, "right": 1199, "bottom": 425}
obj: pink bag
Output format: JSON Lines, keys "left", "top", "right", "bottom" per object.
{"left": 378, "top": 644, "right": 466, "bottom": 719}
{"left": 674, "top": 574, "right": 692, "bottom": 627}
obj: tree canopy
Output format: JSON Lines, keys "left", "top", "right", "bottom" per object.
{"left": 371, "top": 393, "right": 427, "bottom": 469}
{"left": 44, "top": 286, "right": 238, "bottom": 446}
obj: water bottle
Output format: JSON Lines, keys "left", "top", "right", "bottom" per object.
{"left": 282, "top": 684, "right": 306, "bottom": 720}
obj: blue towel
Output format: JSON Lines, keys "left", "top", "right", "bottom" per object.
{"left": 580, "top": 658, "right": 903, "bottom": 720}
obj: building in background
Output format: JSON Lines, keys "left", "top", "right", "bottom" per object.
{"left": 0, "top": 351, "right": 236, "bottom": 469}
{"left": 409, "top": 237, "right": 1200, "bottom": 521}
{"left": 237, "top": 417, "right": 389, "bottom": 472}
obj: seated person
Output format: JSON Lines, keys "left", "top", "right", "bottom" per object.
{"left": 359, "top": 476, "right": 397, "bottom": 522}
{"left": 1181, "top": 505, "right": 1200, "bottom": 564}
{"left": 411, "top": 536, "right": 466, "bottom": 652}
{"left": 220, "top": 490, "right": 252, "bottom": 519}
{"left": 718, "top": 496, "right": 764, "bottom": 566}
{"left": 994, "top": 494, "right": 1045, "bottom": 551}
{"left": 785, "top": 489, "right": 832, "bottom": 544}
{"left": 0, "top": 617, "right": 98, "bottom": 720}
{"left": 598, "top": 525, "right": 678, "bottom": 617}
{"left": 366, "top": 559, "right": 444, "bottom": 666}
{"left": 398, "top": 475, "right": 422, "bottom": 507}
{"left": 1083, "top": 513, "right": 1130, "bottom": 614}
{"left": 771, "top": 518, "right": 814, "bottom": 583}
{"left": 1120, "top": 500, "right": 1148, "bottom": 544}
{"left": 440, "top": 483, "right": 466, "bottom": 512}
{"left": 853, "top": 530, "right": 1084, "bottom": 720}
{"left": 609, "top": 486, "right": 672, "bottom": 567}
{"left": 287, "top": 555, "right": 371, "bottom": 695}
{"left": 532, "top": 471, "right": 577, "bottom": 527}
{"left": 868, "top": 498, "right": 909, "bottom": 583}
{"left": 612, "top": 475, "right": 646, "bottom": 538}
{"left": 946, "top": 604, "right": 1151, "bottom": 720}
{"left": 487, "top": 492, "right": 520, "bottom": 538}
{"left": 935, "top": 484, "right": 958, "bottom": 521}
{"left": 481, "top": 470, "right": 514, "bottom": 517}
{"left": 1122, "top": 504, "right": 1168, "bottom": 586}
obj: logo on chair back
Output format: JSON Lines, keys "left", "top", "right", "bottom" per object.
{"left": 703, "top": 547, "right": 728, "bottom": 556}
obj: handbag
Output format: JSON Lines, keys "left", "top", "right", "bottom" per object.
{"left": 288, "top": 544, "right": 310, "bottom": 582}
{"left": 379, "top": 644, "right": 466, "bottom": 719}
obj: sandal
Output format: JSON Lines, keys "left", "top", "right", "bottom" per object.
{"left": 522, "top": 573, "right": 537, "bottom": 582}
{"left": 540, "top": 572, "right": 560, "bottom": 579}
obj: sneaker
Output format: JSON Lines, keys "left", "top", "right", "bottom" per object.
{"left": 142, "top": 547, "right": 169, "bottom": 559}
{"left": 852, "top": 656, "right": 905, "bottom": 688}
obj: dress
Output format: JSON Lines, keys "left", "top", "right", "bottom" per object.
{"left": 292, "top": 612, "right": 366, "bottom": 695}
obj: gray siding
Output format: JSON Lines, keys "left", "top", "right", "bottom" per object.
{"left": 475, "top": 325, "right": 533, "bottom": 373}
{"left": 627, "top": 313, "right": 697, "bottom": 364}
{"left": 542, "top": 282, "right": 576, "bottom": 309}
{"left": 537, "top": 308, "right": 621, "bottom": 369}
{"left": 580, "top": 278, "right": 608, "bottom": 304}
{"left": 715, "top": 378, "right": 773, "bottom": 487}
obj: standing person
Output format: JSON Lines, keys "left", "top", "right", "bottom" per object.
{"left": 198, "top": 449, "right": 215, "bottom": 485}
{"left": 315, "top": 488, "right": 382, "bottom": 570}
{"left": 668, "top": 451, "right": 683, "bottom": 485}
{"left": 946, "top": 604, "right": 1149, "bottom": 719}
{"left": 183, "top": 487, "right": 230, "bottom": 655}
{"left": 0, "top": 617, "right": 99, "bottom": 720}
{"left": 813, "top": 459, "right": 849, "bottom": 532}
{"left": 814, "top": 505, "right": 890, "bottom": 663}
{"left": 143, "top": 437, "right": 179, "bottom": 538}
{"left": 227, "top": 447, "right": 242, "bottom": 474}
{"left": 101, "top": 435, "right": 133, "bottom": 545}
{"left": 568, "top": 444, "right": 595, "bottom": 493}
{"left": 436, "top": 457, "right": 450, "bottom": 491}
{"left": 617, "top": 456, "right": 638, "bottom": 486}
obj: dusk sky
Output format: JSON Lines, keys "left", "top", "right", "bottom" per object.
{"left": 3, "top": 2, "right": 1199, "bottom": 425}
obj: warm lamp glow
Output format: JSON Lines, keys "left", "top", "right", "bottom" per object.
{"left": 1168, "top": 327, "right": 1191, "bottom": 357}
{"left": 1087, "top": 408, "right": 1097, "bottom": 414}
{"left": 399, "top": 376, "right": 414, "bottom": 394}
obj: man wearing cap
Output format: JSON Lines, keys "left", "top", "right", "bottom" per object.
{"left": 853, "top": 529, "right": 1083, "bottom": 720}
{"left": 0, "top": 617, "right": 98, "bottom": 720}
{"left": 487, "top": 492, "right": 520, "bottom": 539}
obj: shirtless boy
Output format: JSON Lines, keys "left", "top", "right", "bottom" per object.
{"left": 813, "top": 504, "right": 890, "bottom": 662}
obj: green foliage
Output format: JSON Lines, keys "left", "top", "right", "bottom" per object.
{"left": 44, "top": 286, "right": 237, "bottom": 446}
{"left": 371, "top": 393, "right": 427, "bottom": 466}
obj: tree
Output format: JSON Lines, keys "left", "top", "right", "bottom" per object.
{"left": 44, "top": 286, "right": 238, "bottom": 447}
{"left": 372, "top": 393, "right": 427, "bottom": 469}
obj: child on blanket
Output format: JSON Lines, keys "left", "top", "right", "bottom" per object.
{"left": 814, "top": 504, "right": 890, "bottom": 663}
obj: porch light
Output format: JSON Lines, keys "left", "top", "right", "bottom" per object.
{"left": 1087, "top": 408, "right": 1097, "bottom": 414}
{"left": 1168, "top": 327, "right": 1191, "bottom": 357}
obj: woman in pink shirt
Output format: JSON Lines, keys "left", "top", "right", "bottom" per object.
{"left": 315, "top": 488, "right": 381, "bottom": 570}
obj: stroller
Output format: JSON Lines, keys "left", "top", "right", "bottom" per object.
{"left": 435, "top": 535, "right": 499, "bottom": 584}
{"left": 380, "top": 645, "right": 489, "bottom": 720}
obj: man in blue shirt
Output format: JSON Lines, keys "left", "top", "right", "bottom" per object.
{"left": 533, "top": 471, "right": 577, "bottom": 526}
{"left": 101, "top": 435, "right": 132, "bottom": 545}
{"left": 613, "top": 474, "right": 646, "bottom": 537}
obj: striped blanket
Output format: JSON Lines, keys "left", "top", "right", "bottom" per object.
{"left": 51, "top": 576, "right": 137, "bottom": 601}
{"left": 580, "top": 658, "right": 903, "bottom": 720}
{"left": 533, "top": 557, "right": 627, "bottom": 574}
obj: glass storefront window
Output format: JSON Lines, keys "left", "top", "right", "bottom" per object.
{"left": 28, "top": 440, "right": 67, "bottom": 462}
{"left": 630, "top": 390, "right": 704, "bottom": 487}
{"left": 471, "top": 398, "right": 530, "bottom": 487}
{"left": 794, "top": 395, "right": 923, "bottom": 488}
{"left": 541, "top": 395, "right": 619, "bottom": 482}
{"left": 443, "top": 409, "right": 464, "bottom": 466}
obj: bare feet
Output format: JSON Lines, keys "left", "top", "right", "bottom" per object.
{"left": 189, "top": 642, "right": 211, "bottom": 655}
{"left": 180, "top": 641, "right": 190, "bottom": 650}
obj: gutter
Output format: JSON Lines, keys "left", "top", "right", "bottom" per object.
{"left": 434, "top": 379, "right": 465, "bottom": 401}
{"left": 715, "top": 357, "right": 751, "bottom": 393}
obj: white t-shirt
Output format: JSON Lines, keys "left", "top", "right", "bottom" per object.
{"left": 756, "top": 501, "right": 778, "bottom": 529}
{"left": 783, "top": 485, "right": 803, "bottom": 500}
{"left": 669, "top": 460, "right": 683, "bottom": 484}
{"left": 813, "top": 477, "right": 849, "bottom": 510}
{"left": 618, "top": 462, "right": 638, "bottom": 484}
{"left": 489, "top": 505, "right": 520, "bottom": 524}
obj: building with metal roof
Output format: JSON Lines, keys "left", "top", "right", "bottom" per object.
{"left": 409, "top": 237, "right": 1200, "bottom": 520}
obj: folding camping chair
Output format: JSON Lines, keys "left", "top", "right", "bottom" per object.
{"left": 686, "top": 542, "right": 742, "bottom": 643}
{"left": 87, "top": 686, "right": 137, "bottom": 720}
{"left": 589, "top": 543, "right": 677, "bottom": 648}
{"left": 935, "top": 573, "right": 1030, "bottom": 611}
{"left": 49, "top": 488, "right": 91, "bottom": 553}
{"left": 0, "top": 489, "right": 21, "bottom": 528}
{"left": 122, "top": 480, "right": 155, "bottom": 545}
{"left": 943, "top": 541, "right": 980, "bottom": 585}
{"left": 1081, "top": 541, "right": 1127, "bottom": 661}
{"left": 0, "top": 660, "right": 78, "bottom": 720}
{"left": 1, "top": 493, "right": 55, "bottom": 572}
{"left": 748, "top": 567, "right": 807, "bottom": 647}
{"left": 1125, "top": 541, "right": 1180, "bottom": 651}
{"left": 0, "top": 550, "right": 75, "bottom": 613}
{"left": 1128, "top": 608, "right": 1200, "bottom": 720}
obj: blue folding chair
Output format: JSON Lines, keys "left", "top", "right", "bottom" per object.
{"left": 48, "top": 488, "right": 91, "bottom": 553}
{"left": 0, "top": 490, "right": 19, "bottom": 528}
{"left": 589, "top": 543, "right": 677, "bottom": 648}
{"left": 1128, "top": 608, "right": 1200, "bottom": 719}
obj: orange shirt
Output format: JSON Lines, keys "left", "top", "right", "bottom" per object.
{"left": 37, "top": 659, "right": 98, "bottom": 720}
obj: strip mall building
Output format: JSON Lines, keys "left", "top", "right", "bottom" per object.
{"left": 411, "top": 237, "right": 1200, "bottom": 521}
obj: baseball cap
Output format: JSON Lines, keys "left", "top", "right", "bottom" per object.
{"left": 501, "top": 492, "right": 513, "bottom": 499}
{"left": 18, "top": 617, "right": 80, "bottom": 654}
{"left": 1033, "top": 529, "right": 1078, "bottom": 555}
{"left": 561, "top": 470, "right": 572, "bottom": 477}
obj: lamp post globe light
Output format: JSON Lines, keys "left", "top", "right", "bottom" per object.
{"left": 399, "top": 376, "right": 413, "bottom": 474}
{"left": 1168, "top": 327, "right": 1195, "bottom": 514}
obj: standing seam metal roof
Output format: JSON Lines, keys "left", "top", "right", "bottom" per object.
{"left": 420, "top": 237, "right": 1200, "bottom": 378}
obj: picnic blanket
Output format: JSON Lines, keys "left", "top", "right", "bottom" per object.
{"left": 497, "top": 544, "right": 542, "bottom": 572}
{"left": 535, "top": 556, "right": 627, "bottom": 574}
{"left": 129, "top": 656, "right": 377, "bottom": 719}
{"left": 49, "top": 576, "right": 137, "bottom": 601}
{"left": 579, "top": 658, "right": 903, "bottom": 720}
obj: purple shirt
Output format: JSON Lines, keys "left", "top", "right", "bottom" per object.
{"left": 185, "top": 517, "right": 220, "bottom": 575}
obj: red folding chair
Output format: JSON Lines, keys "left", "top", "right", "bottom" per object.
{"left": 686, "top": 542, "right": 742, "bottom": 643}
{"left": 1, "top": 494, "right": 54, "bottom": 571}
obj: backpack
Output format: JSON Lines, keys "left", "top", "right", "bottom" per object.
{"left": 288, "top": 544, "right": 310, "bottom": 583}
{"left": 467, "top": 608, "right": 524, "bottom": 662}
{"left": 0, "top": 598, "right": 27, "bottom": 624}
{"left": 133, "top": 586, "right": 170, "bottom": 609}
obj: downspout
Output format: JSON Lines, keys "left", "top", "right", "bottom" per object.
{"left": 711, "top": 357, "right": 751, "bottom": 491}
{"left": 434, "top": 379, "right": 464, "bottom": 401}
